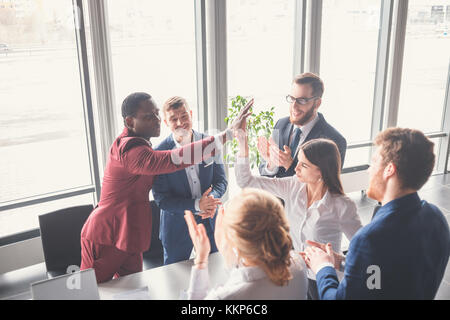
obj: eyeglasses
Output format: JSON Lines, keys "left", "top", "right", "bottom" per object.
{"left": 286, "top": 95, "right": 319, "bottom": 105}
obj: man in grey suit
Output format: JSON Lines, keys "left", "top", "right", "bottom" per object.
{"left": 258, "top": 73, "right": 347, "bottom": 178}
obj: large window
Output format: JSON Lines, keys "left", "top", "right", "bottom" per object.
{"left": 227, "top": 0, "right": 296, "bottom": 121}
{"left": 320, "top": 0, "right": 382, "bottom": 167}
{"left": 107, "top": 0, "right": 198, "bottom": 145}
{"left": 0, "top": 0, "right": 94, "bottom": 237}
{"left": 225, "top": 0, "right": 296, "bottom": 197}
{"left": 397, "top": 0, "right": 450, "bottom": 133}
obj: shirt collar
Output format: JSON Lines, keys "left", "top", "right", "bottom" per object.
{"left": 228, "top": 265, "right": 268, "bottom": 284}
{"left": 295, "top": 113, "right": 319, "bottom": 137}
{"left": 121, "top": 127, "right": 152, "bottom": 147}
{"left": 308, "top": 189, "right": 332, "bottom": 210}
{"left": 373, "top": 192, "right": 421, "bottom": 221}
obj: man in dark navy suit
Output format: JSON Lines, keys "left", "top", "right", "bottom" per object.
{"left": 152, "top": 97, "right": 227, "bottom": 265}
{"left": 258, "top": 73, "right": 346, "bottom": 178}
{"left": 302, "top": 128, "right": 450, "bottom": 299}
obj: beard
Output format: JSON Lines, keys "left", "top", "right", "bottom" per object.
{"left": 367, "top": 170, "right": 385, "bottom": 203}
{"left": 290, "top": 102, "right": 316, "bottom": 126}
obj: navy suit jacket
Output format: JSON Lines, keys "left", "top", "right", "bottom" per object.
{"left": 152, "top": 131, "right": 228, "bottom": 244}
{"left": 259, "top": 113, "right": 347, "bottom": 178}
{"left": 316, "top": 193, "right": 450, "bottom": 300}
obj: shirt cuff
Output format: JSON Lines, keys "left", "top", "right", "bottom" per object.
{"left": 194, "top": 199, "right": 201, "bottom": 213}
{"left": 212, "top": 132, "right": 227, "bottom": 153}
{"left": 187, "top": 265, "right": 209, "bottom": 300}
{"left": 262, "top": 162, "right": 279, "bottom": 175}
{"left": 315, "top": 262, "right": 335, "bottom": 274}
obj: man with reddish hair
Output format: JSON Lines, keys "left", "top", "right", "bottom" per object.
{"left": 80, "top": 92, "right": 253, "bottom": 283}
{"left": 303, "top": 127, "right": 450, "bottom": 299}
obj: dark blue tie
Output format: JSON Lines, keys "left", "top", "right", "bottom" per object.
{"left": 289, "top": 127, "right": 302, "bottom": 155}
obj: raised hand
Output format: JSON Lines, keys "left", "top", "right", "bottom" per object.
{"left": 184, "top": 210, "right": 211, "bottom": 266}
{"left": 257, "top": 136, "right": 279, "bottom": 170}
{"left": 269, "top": 139, "right": 294, "bottom": 171}
{"left": 257, "top": 136, "right": 270, "bottom": 162}
{"left": 229, "top": 98, "right": 254, "bottom": 134}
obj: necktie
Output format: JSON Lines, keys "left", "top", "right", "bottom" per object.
{"left": 289, "top": 127, "right": 302, "bottom": 155}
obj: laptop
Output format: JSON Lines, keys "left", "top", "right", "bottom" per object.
{"left": 31, "top": 268, "right": 100, "bottom": 300}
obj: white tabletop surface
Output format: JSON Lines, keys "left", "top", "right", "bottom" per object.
{"left": 98, "top": 252, "right": 229, "bottom": 300}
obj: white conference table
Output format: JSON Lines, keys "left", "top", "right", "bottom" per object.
{"left": 97, "top": 252, "right": 229, "bottom": 300}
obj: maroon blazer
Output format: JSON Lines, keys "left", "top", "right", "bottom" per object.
{"left": 81, "top": 127, "right": 217, "bottom": 254}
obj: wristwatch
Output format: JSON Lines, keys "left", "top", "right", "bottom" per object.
{"left": 339, "top": 258, "right": 346, "bottom": 272}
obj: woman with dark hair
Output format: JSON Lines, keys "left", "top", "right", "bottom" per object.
{"left": 235, "top": 128, "right": 362, "bottom": 299}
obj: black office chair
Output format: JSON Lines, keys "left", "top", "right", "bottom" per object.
{"left": 38, "top": 205, "right": 94, "bottom": 278}
{"left": 142, "top": 201, "right": 164, "bottom": 270}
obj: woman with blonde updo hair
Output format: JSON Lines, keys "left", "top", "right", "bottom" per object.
{"left": 184, "top": 188, "right": 308, "bottom": 300}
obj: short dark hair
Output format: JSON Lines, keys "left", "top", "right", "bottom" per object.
{"left": 300, "top": 138, "right": 344, "bottom": 195}
{"left": 293, "top": 73, "right": 324, "bottom": 98}
{"left": 375, "top": 128, "right": 435, "bottom": 191}
{"left": 121, "top": 92, "right": 152, "bottom": 119}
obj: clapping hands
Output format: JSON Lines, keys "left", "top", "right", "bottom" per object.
{"left": 198, "top": 187, "right": 221, "bottom": 219}
{"left": 257, "top": 136, "right": 294, "bottom": 171}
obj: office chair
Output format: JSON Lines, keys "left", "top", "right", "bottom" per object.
{"left": 142, "top": 201, "right": 164, "bottom": 270}
{"left": 38, "top": 205, "right": 94, "bottom": 278}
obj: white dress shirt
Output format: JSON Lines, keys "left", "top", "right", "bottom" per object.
{"left": 262, "top": 113, "right": 320, "bottom": 175}
{"left": 173, "top": 131, "right": 203, "bottom": 213}
{"left": 236, "top": 156, "right": 362, "bottom": 279}
{"left": 187, "top": 252, "right": 308, "bottom": 300}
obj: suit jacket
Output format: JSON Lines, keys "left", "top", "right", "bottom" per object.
{"left": 258, "top": 113, "right": 347, "bottom": 178}
{"left": 80, "top": 127, "right": 218, "bottom": 254}
{"left": 152, "top": 130, "right": 228, "bottom": 245}
{"left": 316, "top": 192, "right": 450, "bottom": 299}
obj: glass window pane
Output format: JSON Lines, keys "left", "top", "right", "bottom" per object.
{"left": 344, "top": 147, "right": 371, "bottom": 168}
{"left": 227, "top": 0, "right": 295, "bottom": 121}
{"left": 0, "top": 0, "right": 93, "bottom": 204}
{"left": 320, "top": 0, "right": 382, "bottom": 143}
{"left": 107, "top": 0, "right": 198, "bottom": 145}
{"left": 0, "top": 194, "right": 94, "bottom": 238}
{"left": 397, "top": 0, "right": 450, "bottom": 133}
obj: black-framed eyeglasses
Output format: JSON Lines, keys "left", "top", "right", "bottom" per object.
{"left": 286, "top": 95, "right": 319, "bottom": 105}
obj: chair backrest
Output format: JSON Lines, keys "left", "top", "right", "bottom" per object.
{"left": 145, "top": 201, "right": 164, "bottom": 259}
{"left": 38, "top": 205, "right": 93, "bottom": 274}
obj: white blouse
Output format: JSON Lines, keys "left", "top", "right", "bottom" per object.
{"left": 187, "top": 253, "right": 308, "bottom": 300}
{"left": 235, "top": 157, "right": 362, "bottom": 278}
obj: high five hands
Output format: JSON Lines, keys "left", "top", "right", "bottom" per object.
{"left": 228, "top": 98, "right": 254, "bottom": 134}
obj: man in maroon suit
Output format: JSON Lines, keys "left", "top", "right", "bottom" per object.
{"left": 81, "top": 92, "right": 253, "bottom": 283}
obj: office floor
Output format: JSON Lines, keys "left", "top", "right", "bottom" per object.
{"left": 1, "top": 173, "right": 450, "bottom": 300}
